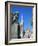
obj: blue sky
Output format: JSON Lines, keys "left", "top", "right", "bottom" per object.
{"left": 10, "top": 5, "right": 33, "bottom": 32}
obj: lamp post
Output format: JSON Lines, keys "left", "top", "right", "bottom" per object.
{"left": 15, "top": 11, "right": 21, "bottom": 38}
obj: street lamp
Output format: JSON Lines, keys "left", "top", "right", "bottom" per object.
{"left": 14, "top": 11, "right": 21, "bottom": 38}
